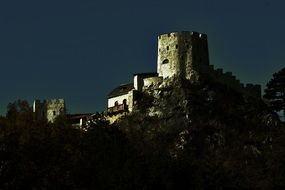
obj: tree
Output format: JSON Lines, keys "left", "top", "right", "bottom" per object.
{"left": 6, "top": 100, "right": 33, "bottom": 122}
{"left": 264, "top": 67, "right": 285, "bottom": 118}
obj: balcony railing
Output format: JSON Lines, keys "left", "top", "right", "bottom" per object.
{"left": 107, "top": 104, "right": 128, "bottom": 114}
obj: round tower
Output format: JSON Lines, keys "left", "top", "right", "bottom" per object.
{"left": 157, "top": 31, "right": 209, "bottom": 80}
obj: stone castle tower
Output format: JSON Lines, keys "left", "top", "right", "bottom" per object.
{"left": 33, "top": 99, "right": 65, "bottom": 123}
{"left": 157, "top": 31, "right": 209, "bottom": 80}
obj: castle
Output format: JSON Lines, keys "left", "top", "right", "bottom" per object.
{"left": 107, "top": 31, "right": 261, "bottom": 115}
{"left": 33, "top": 31, "right": 262, "bottom": 123}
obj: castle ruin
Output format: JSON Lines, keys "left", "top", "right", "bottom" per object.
{"left": 33, "top": 99, "right": 66, "bottom": 123}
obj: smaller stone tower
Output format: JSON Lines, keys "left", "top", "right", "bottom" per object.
{"left": 33, "top": 99, "right": 66, "bottom": 123}
{"left": 157, "top": 31, "right": 210, "bottom": 80}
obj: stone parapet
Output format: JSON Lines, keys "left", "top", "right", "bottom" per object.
{"left": 209, "top": 66, "right": 261, "bottom": 97}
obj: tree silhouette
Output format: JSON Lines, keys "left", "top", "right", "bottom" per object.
{"left": 264, "top": 67, "right": 285, "bottom": 118}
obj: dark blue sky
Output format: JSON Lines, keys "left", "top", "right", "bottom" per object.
{"left": 0, "top": 0, "right": 284, "bottom": 115}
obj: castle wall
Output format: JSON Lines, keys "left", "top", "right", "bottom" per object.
{"left": 157, "top": 33, "right": 181, "bottom": 79}
{"left": 134, "top": 73, "right": 158, "bottom": 91}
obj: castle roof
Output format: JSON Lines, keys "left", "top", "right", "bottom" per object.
{"left": 133, "top": 72, "right": 158, "bottom": 77}
{"left": 108, "top": 83, "right": 134, "bottom": 98}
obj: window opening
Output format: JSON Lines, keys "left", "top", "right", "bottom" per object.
{"left": 162, "top": 59, "right": 169, "bottom": 64}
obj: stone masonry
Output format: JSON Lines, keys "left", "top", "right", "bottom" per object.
{"left": 33, "top": 99, "right": 66, "bottom": 123}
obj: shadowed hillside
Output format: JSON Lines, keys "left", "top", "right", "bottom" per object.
{"left": 0, "top": 77, "right": 284, "bottom": 189}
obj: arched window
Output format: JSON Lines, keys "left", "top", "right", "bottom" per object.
{"left": 114, "top": 101, "right": 118, "bottom": 106}
{"left": 123, "top": 99, "right": 127, "bottom": 105}
{"left": 162, "top": 59, "right": 169, "bottom": 64}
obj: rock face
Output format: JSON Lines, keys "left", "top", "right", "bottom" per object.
{"left": 138, "top": 77, "right": 196, "bottom": 119}
{"left": 135, "top": 74, "right": 273, "bottom": 126}
{"left": 120, "top": 75, "right": 280, "bottom": 166}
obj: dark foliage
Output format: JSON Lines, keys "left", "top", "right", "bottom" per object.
{"left": 264, "top": 67, "right": 285, "bottom": 117}
{"left": 0, "top": 78, "right": 284, "bottom": 189}
{"left": 0, "top": 101, "right": 137, "bottom": 189}
{"left": 117, "top": 77, "right": 282, "bottom": 189}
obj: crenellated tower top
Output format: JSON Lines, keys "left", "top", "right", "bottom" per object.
{"left": 157, "top": 31, "right": 209, "bottom": 80}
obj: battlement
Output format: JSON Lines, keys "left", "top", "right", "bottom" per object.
{"left": 158, "top": 31, "right": 207, "bottom": 40}
{"left": 204, "top": 64, "right": 261, "bottom": 97}
{"left": 46, "top": 99, "right": 65, "bottom": 104}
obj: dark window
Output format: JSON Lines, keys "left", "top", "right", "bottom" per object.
{"left": 166, "top": 46, "right": 169, "bottom": 50}
{"left": 123, "top": 99, "right": 127, "bottom": 105}
{"left": 162, "top": 59, "right": 169, "bottom": 64}
{"left": 53, "top": 111, "right": 56, "bottom": 116}
{"left": 168, "top": 34, "right": 171, "bottom": 37}
{"left": 115, "top": 101, "right": 118, "bottom": 106}
{"left": 176, "top": 45, "right": 178, "bottom": 49}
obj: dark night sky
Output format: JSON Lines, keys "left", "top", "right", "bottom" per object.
{"left": 0, "top": 0, "right": 284, "bottom": 115}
